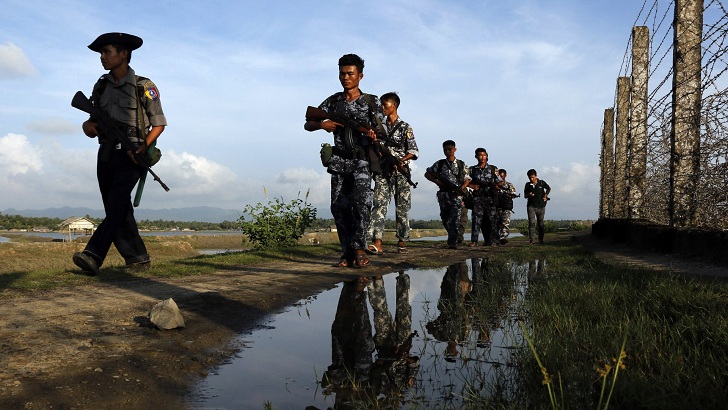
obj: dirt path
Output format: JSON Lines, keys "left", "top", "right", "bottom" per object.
{"left": 1, "top": 233, "right": 726, "bottom": 409}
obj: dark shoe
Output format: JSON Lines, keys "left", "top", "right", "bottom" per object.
{"left": 448, "top": 244, "right": 458, "bottom": 249}
{"left": 500, "top": 239, "right": 508, "bottom": 245}
{"left": 73, "top": 252, "right": 99, "bottom": 276}
{"left": 126, "top": 261, "right": 151, "bottom": 272}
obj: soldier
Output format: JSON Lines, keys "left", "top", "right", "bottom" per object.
{"left": 524, "top": 169, "right": 551, "bottom": 244}
{"left": 424, "top": 140, "right": 471, "bottom": 249}
{"left": 368, "top": 92, "right": 419, "bottom": 254}
{"left": 495, "top": 168, "right": 517, "bottom": 245}
{"left": 467, "top": 148, "right": 502, "bottom": 247}
{"left": 304, "top": 54, "right": 385, "bottom": 268}
{"left": 72, "top": 32, "right": 167, "bottom": 276}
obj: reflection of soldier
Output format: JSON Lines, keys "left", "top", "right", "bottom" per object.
{"left": 528, "top": 259, "right": 546, "bottom": 276}
{"left": 367, "top": 272, "right": 419, "bottom": 393}
{"left": 324, "top": 276, "right": 374, "bottom": 387}
{"left": 496, "top": 169, "right": 517, "bottom": 245}
{"left": 426, "top": 262, "right": 471, "bottom": 359}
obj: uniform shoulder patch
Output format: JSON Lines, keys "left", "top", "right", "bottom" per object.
{"left": 141, "top": 80, "right": 160, "bottom": 101}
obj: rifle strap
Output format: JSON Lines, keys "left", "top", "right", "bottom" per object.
{"left": 133, "top": 75, "right": 150, "bottom": 208}
{"left": 437, "top": 158, "right": 465, "bottom": 181}
{"left": 362, "top": 93, "right": 386, "bottom": 137}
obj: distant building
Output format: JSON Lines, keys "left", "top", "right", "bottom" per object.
{"left": 58, "top": 217, "right": 96, "bottom": 241}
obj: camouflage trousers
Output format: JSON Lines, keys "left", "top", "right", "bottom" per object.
{"left": 497, "top": 208, "right": 512, "bottom": 241}
{"left": 367, "top": 273, "right": 412, "bottom": 352}
{"left": 471, "top": 196, "right": 498, "bottom": 245}
{"left": 331, "top": 164, "right": 373, "bottom": 258}
{"left": 369, "top": 172, "right": 412, "bottom": 241}
{"left": 329, "top": 278, "right": 374, "bottom": 382}
{"left": 437, "top": 191, "right": 463, "bottom": 247}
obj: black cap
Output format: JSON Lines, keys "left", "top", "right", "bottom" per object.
{"left": 88, "top": 32, "right": 143, "bottom": 52}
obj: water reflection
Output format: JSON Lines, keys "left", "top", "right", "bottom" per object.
{"left": 192, "top": 258, "right": 542, "bottom": 409}
{"left": 321, "top": 273, "right": 419, "bottom": 409}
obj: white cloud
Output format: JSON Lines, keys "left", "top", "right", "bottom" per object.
{"left": 0, "top": 133, "right": 42, "bottom": 176}
{"left": 0, "top": 42, "right": 37, "bottom": 78}
{"left": 27, "top": 118, "right": 78, "bottom": 135}
{"left": 276, "top": 168, "right": 321, "bottom": 184}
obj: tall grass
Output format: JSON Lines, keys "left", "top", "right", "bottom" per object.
{"left": 513, "top": 237, "right": 728, "bottom": 409}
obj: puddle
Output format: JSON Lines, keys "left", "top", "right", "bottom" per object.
{"left": 190, "top": 257, "right": 543, "bottom": 409}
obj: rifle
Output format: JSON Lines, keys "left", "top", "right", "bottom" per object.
{"left": 306, "top": 105, "right": 382, "bottom": 137}
{"left": 307, "top": 106, "right": 417, "bottom": 187}
{"left": 374, "top": 143, "right": 418, "bottom": 188}
{"left": 428, "top": 171, "right": 468, "bottom": 196}
{"left": 71, "top": 91, "right": 170, "bottom": 192}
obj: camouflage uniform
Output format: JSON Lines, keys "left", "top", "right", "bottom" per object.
{"left": 469, "top": 164, "right": 502, "bottom": 245}
{"left": 367, "top": 272, "right": 419, "bottom": 391}
{"left": 370, "top": 118, "right": 419, "bottom": 242}
{"left": 327, "top": 277, "right": 375, "bottom": 385}
{"left": 318, "top": 92, "right": 385, "bottom": 259}
{"left": 497, "top": 180, "right": 516, "bottom": 242}
{"left": 426, "top": 159, "right": 471, "bottom": 247}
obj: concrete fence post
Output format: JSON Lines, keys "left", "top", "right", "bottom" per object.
{"left": 614, "top": 76, "right": 631, "bottom": 219}
{"left": 600, "top": 108, "right": 615, "bottom": 218}
{"left": 670, "top": 0, "right": 703, "bottom": 227}
{"left": 630, "top": 26, "right": 649, "bottom": 219}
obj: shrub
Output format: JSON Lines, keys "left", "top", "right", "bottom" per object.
{"left": 238, "top": 189, "right": 317, "bottom": 248}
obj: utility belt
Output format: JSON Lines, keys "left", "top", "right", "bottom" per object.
{"left": 331, "top": 146, "right": 368, "bottom": 161}
{"left": 98, "top": 125, "right": 144, "bottom": 150}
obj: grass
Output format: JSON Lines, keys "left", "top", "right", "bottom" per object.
{"left": 509, "top": 236, "right": 728, "bottom": 409}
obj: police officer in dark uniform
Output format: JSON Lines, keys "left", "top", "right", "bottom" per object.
{"left": 72, "top": 32, "right": 167, "bottom": 276}
{"left": 304, "top": 54, "right": 384, "bottom": 268}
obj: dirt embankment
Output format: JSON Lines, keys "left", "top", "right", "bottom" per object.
{"left": 0, "top": 240, "right": 486, "bottom": 409}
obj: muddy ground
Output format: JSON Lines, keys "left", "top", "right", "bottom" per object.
{"left": 1, "top": 232, "right": 726, "bottom": 409}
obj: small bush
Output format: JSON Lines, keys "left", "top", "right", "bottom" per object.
{"left": 238, "top": 189, "right": 317, "bottom": 249}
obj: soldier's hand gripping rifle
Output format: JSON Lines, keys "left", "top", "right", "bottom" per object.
{"left": 306, "top": 106, "right": 417, "bottom": 187}
{"left": 72, "top": 91, "right": 170, "bottom": 192}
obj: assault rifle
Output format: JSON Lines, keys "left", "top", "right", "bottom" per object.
{"left": 72, "top": 91, "right": 169, "bottom": 192}
{"left": 426, "top": 171, "right": 469, "bottom": 197}
{"left": 306, "top": 106, "right": 417, "bottom": 187}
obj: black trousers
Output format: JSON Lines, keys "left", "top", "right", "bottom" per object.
{"left": 84, "top": 147, "right": 149, "bottom": 266}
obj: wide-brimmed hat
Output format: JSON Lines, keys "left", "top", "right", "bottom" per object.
{"left": 88, "top": 32, "right": 143, "bottom": 52}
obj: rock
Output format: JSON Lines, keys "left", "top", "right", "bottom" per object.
{"left": 149, "top": 298, "right": 185, "bottom": 330}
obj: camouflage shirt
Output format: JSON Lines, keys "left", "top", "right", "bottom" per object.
{"left": 382, "top": 117, "right": 418, "bottom": 164}
{"left": 318, "top": 90, "right": 385, "bottom": 173}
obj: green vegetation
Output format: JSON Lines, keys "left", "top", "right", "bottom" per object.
{"left": 507, "top": 238, "right": 727, "bottom": 409}
{"left": 0, "top": 212, "right": 238, "bottom": 231}
{"left": 238, "top": 191, "right": 317, "bottom": 248}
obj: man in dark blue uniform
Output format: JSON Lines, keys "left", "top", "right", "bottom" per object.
{"left": 304, "top": 54, "right": 384, "bottom": 268}
{"left": 72, "top": 32, "right": 167, "bottom": 275}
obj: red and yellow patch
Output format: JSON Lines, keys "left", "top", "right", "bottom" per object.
{"left": 143, "top": 81, "right": 160, "bottom": 101}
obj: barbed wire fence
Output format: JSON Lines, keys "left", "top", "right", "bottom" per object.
{"left": 604, "top": 0, "right": 728, "bottom": 229}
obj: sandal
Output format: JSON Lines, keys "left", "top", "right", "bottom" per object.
{"left": 354, "top": 251, "right": 370, "bottom": 268}
{"left": 333, "top": 259, "right": 349, "bottom": 268}
{"left": 397, "top": 240, "right": 408, "bottom": 254}
{"left": 468, "top": 242, "right": 478, "bottom": 248}
{"left": 367, "top": 244, "right": 383, "bottom": 255}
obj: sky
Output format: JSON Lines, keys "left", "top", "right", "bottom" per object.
{"left": 0, "top": 0, "right": 648, "bottom": 221}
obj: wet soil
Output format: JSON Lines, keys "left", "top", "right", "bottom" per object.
{"left": 1, "top": 233, "right": 726, "bottom": 409}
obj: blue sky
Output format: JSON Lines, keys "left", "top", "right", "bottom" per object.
{"left": 0, "top": 0, "right": 648, "bottom": 220}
